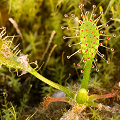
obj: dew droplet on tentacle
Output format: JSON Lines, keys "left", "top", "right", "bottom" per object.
{"left": 67, "top": 56, "right": 71, "bottom": 59}
{"left": 67, "top": 27, "right": 70, "bottom": 30}
{"left": 68, "top": 44, "right": 72, "bottom": 47}
{"left": 100, "top": 11, "right": 103, "bottom": 15}
{"left": 81, "top": 70, "right": 84, "bottom": 73}
{"left": 77, "top": 63, "right": 80, "bottom": 66}
{"left": 86, "top": 11, "right": 89, "bottom": 15}
{"left": 61, "top": 26, "right": 65, "bottom": 29}
{"left": 63, "top": 36, "right": 66, "bottom": 39}
{"left": 111, "top": 48, "right": 114, "bottom": 51}
{"left": 93, "top": 5, "right": 96, "bottom": 8}
{"left": 101, "top": 54, "right": 104, "bottom": 57}
{"left": 94, "top": 58, "right": 97, "bottom": 61}
{"left": 113, "top": 34, "right": 116, "bottom": 37}
{"left": 96, "top": 68, "right": 99, "bottom": 72}
{"left": 107, "top": 61, "right": 110, "bottom": 64}
{"left": 64, "top": 14, "right": 68, "bottom": 17}
{"left": 71, "top": 14, "right": 75, "bottom": 17}
{"left": 83, "top": 60, "right": 86, "bottom": 63}
{"left": 92, "top": 65, "right": 94, "bottom": 68}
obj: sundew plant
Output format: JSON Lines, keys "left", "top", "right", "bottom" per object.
{"left": 0, "top": 3, "right": 117, "bottom": 113}
{"left": 62, "top": 4, "right": 116, "bottom": 104}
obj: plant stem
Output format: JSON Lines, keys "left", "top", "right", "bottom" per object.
{"left": 80, "top": 60, "right": 92, "bottom": 90}
{"left": 28, "top": 66, "right": 75, "bottom": 99}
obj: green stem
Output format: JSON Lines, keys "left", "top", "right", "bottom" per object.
{"left": 80, "top": 60, "right": 92, "bottom": 90}
{"left": 27, "top": 66, "right": 75, "bottom": 99}
{"left": 76, "top": 60, "right": 92, "bottom": 104}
